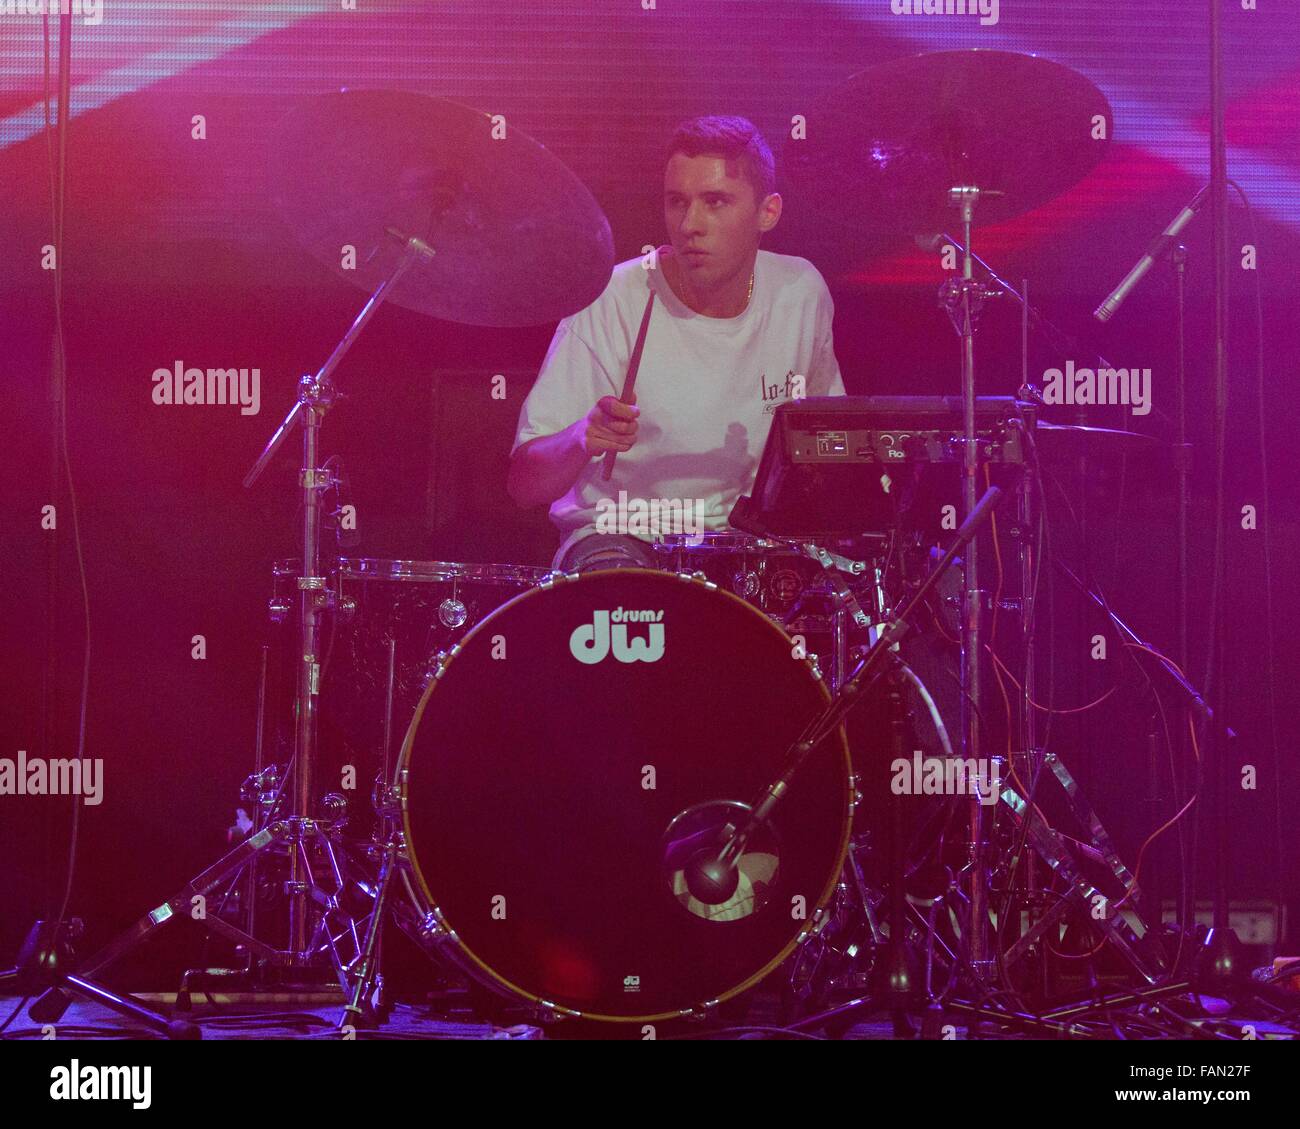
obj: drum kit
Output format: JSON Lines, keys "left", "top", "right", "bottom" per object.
{"left": 25, "top": 50, "right": 1228, "bottom": 1039}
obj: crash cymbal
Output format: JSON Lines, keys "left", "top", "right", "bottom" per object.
{"left": 785, "top": 50, "right": 1112, "bottom": 235}
{"left": 269, "top": 89, "right": 615, "bottom": 327}
{"left": 1037, "top": 422, "right": 1165, "bottom": 457}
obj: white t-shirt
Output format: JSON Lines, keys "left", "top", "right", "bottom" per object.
{"left": 512, "top": 247, "right": 846, "bottom": 565}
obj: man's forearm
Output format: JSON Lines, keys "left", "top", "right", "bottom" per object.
{"left": 507, "top": 422, "right": 592, "bottom": 507}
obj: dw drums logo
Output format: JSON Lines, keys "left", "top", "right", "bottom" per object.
{"left": 569, "top": 609, "right": 665, "bottom": 664}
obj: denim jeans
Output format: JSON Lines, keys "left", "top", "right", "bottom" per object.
{"left": 557, "top": 533, "right": 659, "bottom": 573}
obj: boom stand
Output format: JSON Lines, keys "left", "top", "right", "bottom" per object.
{"left": 7, "top": 232, "right": 436, "bottom": 1038}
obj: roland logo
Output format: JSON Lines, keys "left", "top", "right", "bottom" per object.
{"left": 570, "top": 609, "right": 665, "bottom": 665}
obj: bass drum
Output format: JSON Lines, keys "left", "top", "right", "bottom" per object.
{"left": 398, "top": 568, "right": 853, "bottom": 1022}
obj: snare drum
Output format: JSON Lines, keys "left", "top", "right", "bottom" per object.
{"left": 650, "top": 532, "right": 825, "bottom": 619}
{"left": 397, "top": 568, "right": 854, "bottom": 1022}
{"left": 650, "top": 533, "right": 886, "bottom": 689}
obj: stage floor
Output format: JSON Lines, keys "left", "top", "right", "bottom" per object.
{"left": 3, "top": 992, "right": 1295, "bottom": 1041}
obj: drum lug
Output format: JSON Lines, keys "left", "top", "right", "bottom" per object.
{"left": 684, "top": 1000, "right": 720, "bottom": 1023}
{"left": 678, "top": 569, "right": 714, "bottom": 589}
{"left": 422, "top": 647, "right": 457, "bottom": 689}
{"left": 805, "top": 903, "right": 835, "bottom": 939}
{"left": 372, "top": 771, "right": 401, "bottom": 817}
{"left": 414, "top": 912, "right": 445, "bottom": 945}
{"left": 413, "top": 907, "right": 456, "bottom": 947}
{"left": 844, "top": 771, "right": 861, "bottom": 811}
{"left": 532, "top": 1000, "right": 578, "bottom": 1024}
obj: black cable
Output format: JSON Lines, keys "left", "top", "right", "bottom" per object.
{"left": 1046, "top": 467, "right": 1200, "bottom": 971}
{"left": 1042, "top": 416, "right": 1182, "bottom": 939}
{"left": 1013, "top": 431, "right": 1179, "bottom": 1013}
{"left": 990, "top": 421, "right": 1056, "bottom": 996}
{"left": 34, "top": 6, "right": 94, "bottom": 999}
{"left": 197, "top": 1011, "right": 334, "bottom": 1030}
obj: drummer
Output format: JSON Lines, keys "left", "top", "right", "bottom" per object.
{"left": 507, "top": 116, "right": 846, "bottom": 571}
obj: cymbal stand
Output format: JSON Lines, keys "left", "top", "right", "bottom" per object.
{"left": 242, "top": 228, "right": 436, "bottom": 958}
{"left": 11, "top": 234, "right": 437, "bottom": 1038}
{"left": 938, "top": 187, "right": 1001, "bottom": 981}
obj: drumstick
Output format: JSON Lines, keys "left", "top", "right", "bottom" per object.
{"left": 600, "top": 289, "right": 656, "bottom": 482}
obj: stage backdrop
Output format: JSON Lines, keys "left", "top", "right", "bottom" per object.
{"left": 1, "top": 1, "right": 1297, "bottom": 981}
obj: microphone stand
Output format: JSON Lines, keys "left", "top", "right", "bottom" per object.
{"left": 13, "top": 232, "right": 439, "bottom": 1038}
{"left": 749, "top": 488, "right": 1091, "bottom": 1037}
{"left": 938, "top": 230, "right": 1177, "bottom": 430}
{"left": 681, "top": 488, "right": 1005, "bottom": 1030}
{"left": 686, "top": 488, "right": 1005, "bottom": 886}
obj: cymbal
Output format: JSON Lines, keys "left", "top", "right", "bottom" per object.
{"left": 1037, "top": 422, "right": 1166, "bottom": 457}
{"left": 784, "top": 50, "right": 1112, "bottom": 235}
{"left": 269, "top": 90, "right": 615, "bottom": 327}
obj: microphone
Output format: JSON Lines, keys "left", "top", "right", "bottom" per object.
{"left": 683, "top": 849, "right": 741, "bottom": 905}
{"left": 1093, "top": 185, "right": 1208, "bottom": 323}
{"left": 662, "top": 803, "right": 778, "bottom": 911}
{"left": 664, "top": 820, "right": 742, "bottom": 905}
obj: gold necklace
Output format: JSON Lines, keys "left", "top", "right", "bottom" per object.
{"left": 667, "top": 252, "right": 755, "bottom": 313}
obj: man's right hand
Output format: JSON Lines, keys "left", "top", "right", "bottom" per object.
{"left": 508, "top": 395, "right": 641, "bottom": 507}
{"left": 578, "top": 394, "right": 639, "bottom": 457}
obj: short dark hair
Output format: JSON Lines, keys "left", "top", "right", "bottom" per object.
{"left": 665, "top": 116, "right": 775, "bottom": 203}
